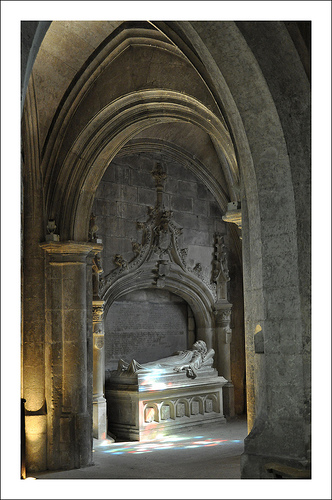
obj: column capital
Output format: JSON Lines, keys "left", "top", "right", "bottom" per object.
{"left": 40, "top": 240, "right": 103, "bottom": 255}
{"left": 92, "top": 301, "right": 105, "bottom": 324}
{"left": 214, "top": 301, "right": 232, "bottom": 324}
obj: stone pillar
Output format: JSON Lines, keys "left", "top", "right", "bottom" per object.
{"left": 214, "top": 303, "right": 235, "bottom": 417}
{"left": 40, "top": 241, "right": 101, "bottom": 470}
{"left": 92, "top": 300, "right": 107, "bottom": 440}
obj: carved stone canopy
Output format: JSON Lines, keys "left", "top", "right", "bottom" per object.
{"left": 100, "top": 164, "right": 194, "bottom": 293}
{"left": 99, "top": 163, "right": 230, "bottom": 316}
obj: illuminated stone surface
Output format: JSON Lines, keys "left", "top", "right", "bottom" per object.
{"left": 106, "top": 358, "right": 227, "bottom": 441}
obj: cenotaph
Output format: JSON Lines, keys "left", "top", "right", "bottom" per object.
{"left": 106, "top": 340, "right": 227, "bottom": 441}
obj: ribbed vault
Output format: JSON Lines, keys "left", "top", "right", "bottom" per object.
{"left": 47, "top": 89, "right": 238, "bottom": 241}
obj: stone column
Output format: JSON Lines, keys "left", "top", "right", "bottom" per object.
{"left": 40, "top": 241, "right": 102, "bottom": 470}
{"left": 214, "top": 303, "right": 235, "bottom": 417}
{"left": 92, "top": 300, "right": 107, "bottom": 440}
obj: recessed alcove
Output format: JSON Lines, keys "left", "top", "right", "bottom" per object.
{"left": 104, "top": 289, "right": 196, "bottom": 371}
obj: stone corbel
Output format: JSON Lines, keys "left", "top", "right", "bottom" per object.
{"left": 222, "top": 201, "right": 242, "bottom": 238}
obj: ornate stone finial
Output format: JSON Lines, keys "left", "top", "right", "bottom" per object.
{"left": 92, "top": 253, "right": 103, "bottom": 274}
{"left": 89, "top": 213, "right": 100, "bottom": 242}
{"left": 46, "top": 219, "right": 60, "bottom": 241}
{"left": 92, "top": 253, "right": 103, "bottom": 299}
{"left": 220, "top": 240, "right": 230, "bottom": 281}
{"left": 151, "top": 162, "right": 167, "bottom": 188}
{"left": 151, "top": 162, "right": 167, "bottom": 208}
{"left": 212, "top": 234, "right": 229, "bottom": 283}
{"left": 212, "top": 234, "right": 230, "bottom": 301}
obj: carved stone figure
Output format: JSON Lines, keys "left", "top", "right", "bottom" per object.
{"left": 46, "top": 219, "right": 60, "bottom": 241}
{"left": 116, "top": 340, "right": 214, "bottom": 379}
{"left": 47, "top": 219, "right": 57, "bottom": 234}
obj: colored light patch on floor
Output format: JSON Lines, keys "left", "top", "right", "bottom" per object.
{"left": 96, "top": 436, "right": 243, "bottom": 455}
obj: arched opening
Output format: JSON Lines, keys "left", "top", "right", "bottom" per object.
{"left": 20, "top": 19, "right": 311, "bottom": 481}
{"left": 105, "top": 289, "right": 194, "bottom": 371}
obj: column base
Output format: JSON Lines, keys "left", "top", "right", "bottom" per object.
{"left": 222, "top": 381, "right": 235, "bottom": 417}
{"left": 93, "top": 398, "right": 107, "bottom": 440}
{"left": 241, "top": 452, "right": 311, "bottom": 479}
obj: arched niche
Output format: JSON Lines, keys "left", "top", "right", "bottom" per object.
{"left": 102, "top": 262, "right": 216, "bottom": 349}
{"left": 104, "top": 288, "right": 195, "bottom": 372}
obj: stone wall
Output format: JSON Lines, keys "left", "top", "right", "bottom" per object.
{"left": 93, "top": 152, "right": 226, "bottom": 279}
{"left": 105, "top": 289, "right": 190, "bottom": 371}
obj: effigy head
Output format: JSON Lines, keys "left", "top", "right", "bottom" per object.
{"left": 193, "top": 340, "right": 207, "bottom": 355}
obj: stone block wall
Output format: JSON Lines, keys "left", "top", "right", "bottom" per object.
{"left": 93, "top": 153, "right": 227, "bottom": 280}
{"left": 104, "top": 289, "right": 191, "bottom": 371}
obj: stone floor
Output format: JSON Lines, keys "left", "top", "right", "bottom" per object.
{"left": 32, "top": 416, "right": 248, "bottom": 480}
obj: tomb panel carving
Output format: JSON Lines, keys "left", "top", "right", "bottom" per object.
{"left": 144, "top": 404, "right": 158, "bottom": 423}
{"left": 191, "top": 397, "right": 204, "bottom": 415}
{"left": 176, "top": 401, "right": 187, "bottom": 418}
{"left": 141, "top": 392, "right": 220, "bottom": 422}
{"left": 160, "top": 403, "right": 173, "bottom": 421}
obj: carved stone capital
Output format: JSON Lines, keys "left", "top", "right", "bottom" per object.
{"left": 40, "top": 240, "right": 103, "bottom": 255}
{"left": 151, "top": 162, "right": 167, "bottom": 188}
{"left": 214, "top": 302, "right": 232, "bottom": 326}
{"left": 92, "top": 300, "right": 105, "bottom": 323}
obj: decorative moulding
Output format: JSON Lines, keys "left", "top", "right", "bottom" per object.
{"left": 99, "top": 163, "right": 218, "bottom": 303}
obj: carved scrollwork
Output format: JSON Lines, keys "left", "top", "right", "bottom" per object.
{"left": 131, "top": 240, "right": 141, "bottom": 257}
{"left": 114, "top": 254, "right": 127, "bottom": 269}
{"left": 193, "top": 263, "right": 203, "bottom": 277}
{"left": 99, "top": 162, "right": 219, "bottom": 304}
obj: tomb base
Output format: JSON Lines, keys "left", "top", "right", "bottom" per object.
{"left": 106, "top": 367, "right": 227, "bottom": 441}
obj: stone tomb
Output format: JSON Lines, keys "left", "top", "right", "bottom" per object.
{"left": 106, "top": 364, "right": 227, "bottom": 441}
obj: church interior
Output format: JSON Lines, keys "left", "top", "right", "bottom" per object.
{"left": 9, "top": 11, "right": 327, "bottom": 495}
